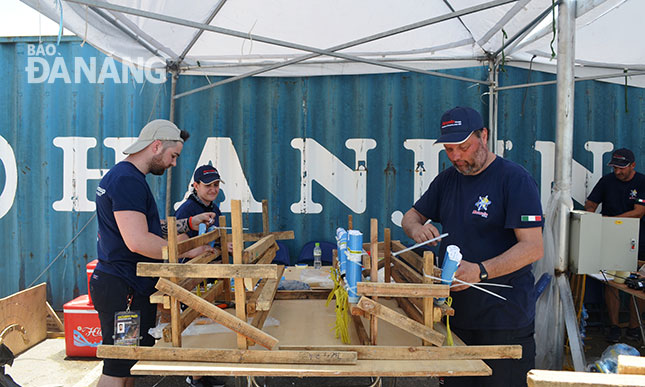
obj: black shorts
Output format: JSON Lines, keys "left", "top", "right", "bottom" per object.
{"left": 441, "top": 322, "right": 535, "bottom": 387}
{"left": 89, "top": 270, "right": 157, "bottom": 378}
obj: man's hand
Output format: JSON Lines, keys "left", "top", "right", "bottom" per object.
{"left": 402, "top": 208, "right": 440, "bottom": 245}
{"left": 452, "top": 260, "right": 481, "bottom": 292}
{"left": 190, "top": 212, "right": 217, "bottom": 230}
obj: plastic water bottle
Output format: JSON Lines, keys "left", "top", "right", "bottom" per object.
{"left": 313, "top": 242, "right": 322, "bottom": 269}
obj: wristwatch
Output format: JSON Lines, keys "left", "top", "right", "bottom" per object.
{"left": 477, "top": 262, "right": 488, "bottom": 281}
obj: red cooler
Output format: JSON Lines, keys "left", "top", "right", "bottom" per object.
{"left": 63, "top": 295, "right": 102, "bottom": 357}
{"left": 86, "top": 259, "right": 98, "bottom": 305}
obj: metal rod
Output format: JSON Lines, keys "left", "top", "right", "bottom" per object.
{"left": 64, "top": 0, "right": 517, "bottom": 98}
{"left": 178, "top": 0, "right": 228, "bottom": 62}
{"left": 495, "top": 70, "right": 645, "bottom": 91}
{"left": 392, "top": 233, "right": 448, "bottom": 257}
{"left": 165, "top": 70, "right": 178, "bottom": 218}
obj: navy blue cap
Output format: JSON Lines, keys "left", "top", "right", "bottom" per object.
{"left": 435, "top": 106, "right": 484, "bottom": 144}
{"left": 193, "top": 165, "right": 224, "bottom": 184}
{"left": 608, "top": 148, "right": 635, "bottom": 168}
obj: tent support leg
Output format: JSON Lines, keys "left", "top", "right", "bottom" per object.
{"left": 165, "top": 69, "right": 178, "bottom": 218}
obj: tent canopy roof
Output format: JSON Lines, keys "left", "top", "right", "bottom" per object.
{"left": 21, "top": 0, "right": 645, "bottom": 87}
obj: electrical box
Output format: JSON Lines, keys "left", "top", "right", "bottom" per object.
{"left": 569, "top": 210, "right": 639, "bottom": 274}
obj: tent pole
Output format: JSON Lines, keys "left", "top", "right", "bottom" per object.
{"left": 165, "top": 69, "right": 178, "bottom": 218}
{"left": 554, "top": 0, "right": 585, "bottom": 372}
{"left": 487, "top": 58, "right": 499, "bottom": 155}
{"left": 496, "top": 69, "right": 645, "bottom": 91}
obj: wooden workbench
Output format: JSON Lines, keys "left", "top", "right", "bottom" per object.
{"left": 131, "top": 298, "right": 491, "bottom": 378}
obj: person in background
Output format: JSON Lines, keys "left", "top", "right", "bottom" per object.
{"left": 91, "top": 120, "right": 216, "bottom": 387}
{"left": 175, "top": 165, "right": 229, "bottom": 387}
{"left": 585, "top": 147, "right": 645, "bottom": 343}
{"left": 402, "top": 106, "right": 544, "bottom": 387}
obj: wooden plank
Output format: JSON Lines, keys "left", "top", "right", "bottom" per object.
{"left": 138, "top": 263, "right": 279, "bottom": 279}
{"left": 45, "top": 301, "right": 64, "bottom": 332}
{"left": 166, "top": 217, "right": 182, "bottom": 347}
{"left": 391, "top": 256, "right": 422, "bottom": 283}
{"left": 395, "top": 297, "right": 423, "bottom": 324}
{"left": 231, "top": 199, "right": 248, "bottom": 350}
{"left": 0, "top": 283, "right": 47, "bottom": 355}
{"left": 348, "top": 214, "right": 353, "bottom": 230}
{"left": 618, "top": 355, "right": 645, "bottom": 375}
{"left": 384, "top": 228, "right": 391, "bottom": 283}
{"left": 356, "top": 282, "right": 449, "bottom": 298}
{"left": 274, "top": 290, "right": 331, "bottom": 300}
{"left": 370, "top": 218, "right": 378, "bottom": 346}
{"left": 356, "top": 296, "right": 444, "bottom": 347}
{"left": 423, "top": 251, "right": 434, "bottom": 346}
{"left": 155, "top": 278, "right": 278, "bottom": 350}
{"left": 527, "top": 369, "right": 645, "bottom": 387}
{"left": 176, "top": 229, "right": 219, "bottom": 255}
{"left": 262, "top": 199, "right": 269, "bottom": 234}
{"left": 218, "top": 216, "right": 232, "bottom": 302}
{"left": 256, "top": 266, "right": 285, "bottom": 311}
{"left": 390, "top": 269, "right": 452, "bottom": 321}
{"left": 391, "top": 240, "right": 424, "bottom": 273}
{"left": 243, "top": 234, "right": 276, "bottom": 264}
{"left": 97, "top": 345, "right": 357, "bottom": 365}
{"left": 252, "top": 244, "right": 278, "bottom": 265}
{"left": 351, "top": 314, "right": 369, "bottom": 345}
{"left": 243, "top": 231, "right": 294, "bottom": 242}
{"left": 246, "top": 278, "right": 268, "bottom": 315}
{"left": 280, "top": 345, "right": 521, "bottom": 360}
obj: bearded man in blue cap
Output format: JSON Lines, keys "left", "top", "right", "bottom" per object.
{"left": 402, "top": 106, "right": 544, "bottom": 387}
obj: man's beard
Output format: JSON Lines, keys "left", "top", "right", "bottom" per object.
{"left": 453, "top": 142, "right": 489, "bottom": 176}
{"left": 149, "top": 154, "right": 167, "bottom": 176}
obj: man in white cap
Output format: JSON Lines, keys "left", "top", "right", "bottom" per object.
{"left": 91, "top": 119, "right": 216, "bottom": 387}
{"left": 402, "top": 106, "right": 544, "bottom": 387}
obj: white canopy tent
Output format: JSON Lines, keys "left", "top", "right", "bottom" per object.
{"left": 19, "top": 0, "right": 645, "bottom": 373}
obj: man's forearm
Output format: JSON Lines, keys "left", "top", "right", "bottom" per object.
{"left": 160, "top": 218, "right": 191, "bottom": 238}
{"left": 483, "top": 239, "right": 543, "bottom": 280}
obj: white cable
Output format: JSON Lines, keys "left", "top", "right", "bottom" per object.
{"left": 423, "top": 272, "right": 507, "bottom": 301}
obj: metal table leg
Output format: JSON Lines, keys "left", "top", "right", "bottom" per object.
{"left": 632, "top": 295, "right": 645, "bottom": 348}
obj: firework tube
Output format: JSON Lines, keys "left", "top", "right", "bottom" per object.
{"left": 346, "top": 230, "right": 363, "bottom": 303}
{"left": 336, "top": 227, "right": 348, "bottom": 276}
{"left": 435, "top": 245, "right": 462, "bottom": 306}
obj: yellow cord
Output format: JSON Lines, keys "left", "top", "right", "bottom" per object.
{"left": 326, "top": 267, "right": 351, "bottom": 344}
{"left": 445, "top": 297, "right": 454, "bottom": 346}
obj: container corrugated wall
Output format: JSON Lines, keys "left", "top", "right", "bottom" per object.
{"left": 1, "top": 37, "right": 644, "bottom": 308}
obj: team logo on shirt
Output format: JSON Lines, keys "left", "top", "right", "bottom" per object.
{"left": 472, "top": 195, "right": 491, "bottom": 218}
{"left": 630, "top": 189, "right": 637, "bottom": 200}
{"left": 96, "top": 187, "right": 106, "bottom": 197}
{"left": 521, "top": 215, "right": 542, "bottom": 222}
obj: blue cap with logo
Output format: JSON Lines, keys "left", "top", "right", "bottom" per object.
{"left": 193, "top": 165, "right": 224, "bottom": 184}
{"left": 435, "top": 106, "right": 484, "bottom": 144}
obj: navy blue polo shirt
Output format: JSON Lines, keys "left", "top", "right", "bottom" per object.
{"left": 95, "top": 161, "right": 161, "bottom": 296}
{"left": 414, "top": 157, "right": 544, "bottom": 330}
{"left": 175, "top": 194, "right": 221, "bottom": 238}
{"left": 587, "top": 171, "right": 645, "bottom": 256}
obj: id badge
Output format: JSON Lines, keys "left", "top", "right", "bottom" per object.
{"left": 113, "top": 310, "right": 141, "bottom": 346}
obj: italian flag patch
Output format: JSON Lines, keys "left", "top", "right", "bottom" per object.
{"left": 521, "top": 215, "right": 542, "bottom": 222}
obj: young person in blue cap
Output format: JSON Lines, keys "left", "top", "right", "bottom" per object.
{"left": 585, "top": 147, "right": 645, "bottom": 343}
{"left": 176, "top": 165, "right": 224, "bottom": 238}
{"left": 402, "top": 106, "right": 544, "bottom": 387}
{"left": 91, "top": 120, "right": 217, "bottom": 387}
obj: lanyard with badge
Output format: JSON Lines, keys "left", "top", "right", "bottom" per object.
{"left": 114, "top": 293, "right": 141, "bottom": 346}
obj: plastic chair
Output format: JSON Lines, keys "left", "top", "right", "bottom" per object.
{"left": 296, "top": 241, "right": 336, "bottom": 266}
{"left": 272, "top": 241, "right": 291, "bottom": 266}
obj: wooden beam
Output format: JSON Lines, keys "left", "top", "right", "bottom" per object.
{"left": 423, "top": 251, "right": 434, "bottom": 346}
{"left": 166, "top": 217, "right": 182, "bottom": 347}
{"left": 243, "top": 231, "right": 294, "bottom": 242}
{"left": 97, "top": 345, "right": 357, "bottom": 365}
{"left": 370, "top": 218, "right": 378, "bottom": 346}
{"left": 231, "top": 199, "right": 248, "bottom": 350}
{"left": 155, "top": 278, "right": 278, "bottom": 350}
{"left": 137, "top": 263, "right": 279, "bottom": 279}
{"left": 356, "top": 282, "right": 449, "bottom": 298}
{"left": 351, "top": 314, "right": 369, "bottom": 345}
{"left": 176, "top": 229, "right": 219, "bottom": 255}
{"left": 356, "top": 296, "right": 444, "bottom": 347}
{"left": 391, "top": 240, "right": 424, "bottom": 273}
{"left": 274, "top": 290, "right": 331, "bottom": 300}
{"left": 384, "top": 228, "right": 391, "bottom": 283}
{"left": 395, "top": 297, "right": 423, "bottom": 324}
{"left": 262, "top": 199, "right": 269, "bottom": 234}
{"left": 219, "top": 215, "right": 231, "bottom": 302}
{"left": 527, "top": 369, "right": 645, "bottom": 386}
{"left": 280, "top": 345, "right": 521, "bottom": 360}
{"left": 347, "top": 214, "right": 353, "bottom": 230}
{"left": 618, "top": 355, "right": 645, "bottom": 375}
{"left": 391, "top": 256, "right": 422, "bottom": 283}
{"left": 243, "top": 234, "right": 276, "bottom": 264}
{"left": 256, "top": 266, "right": 285, "bottom": 311}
